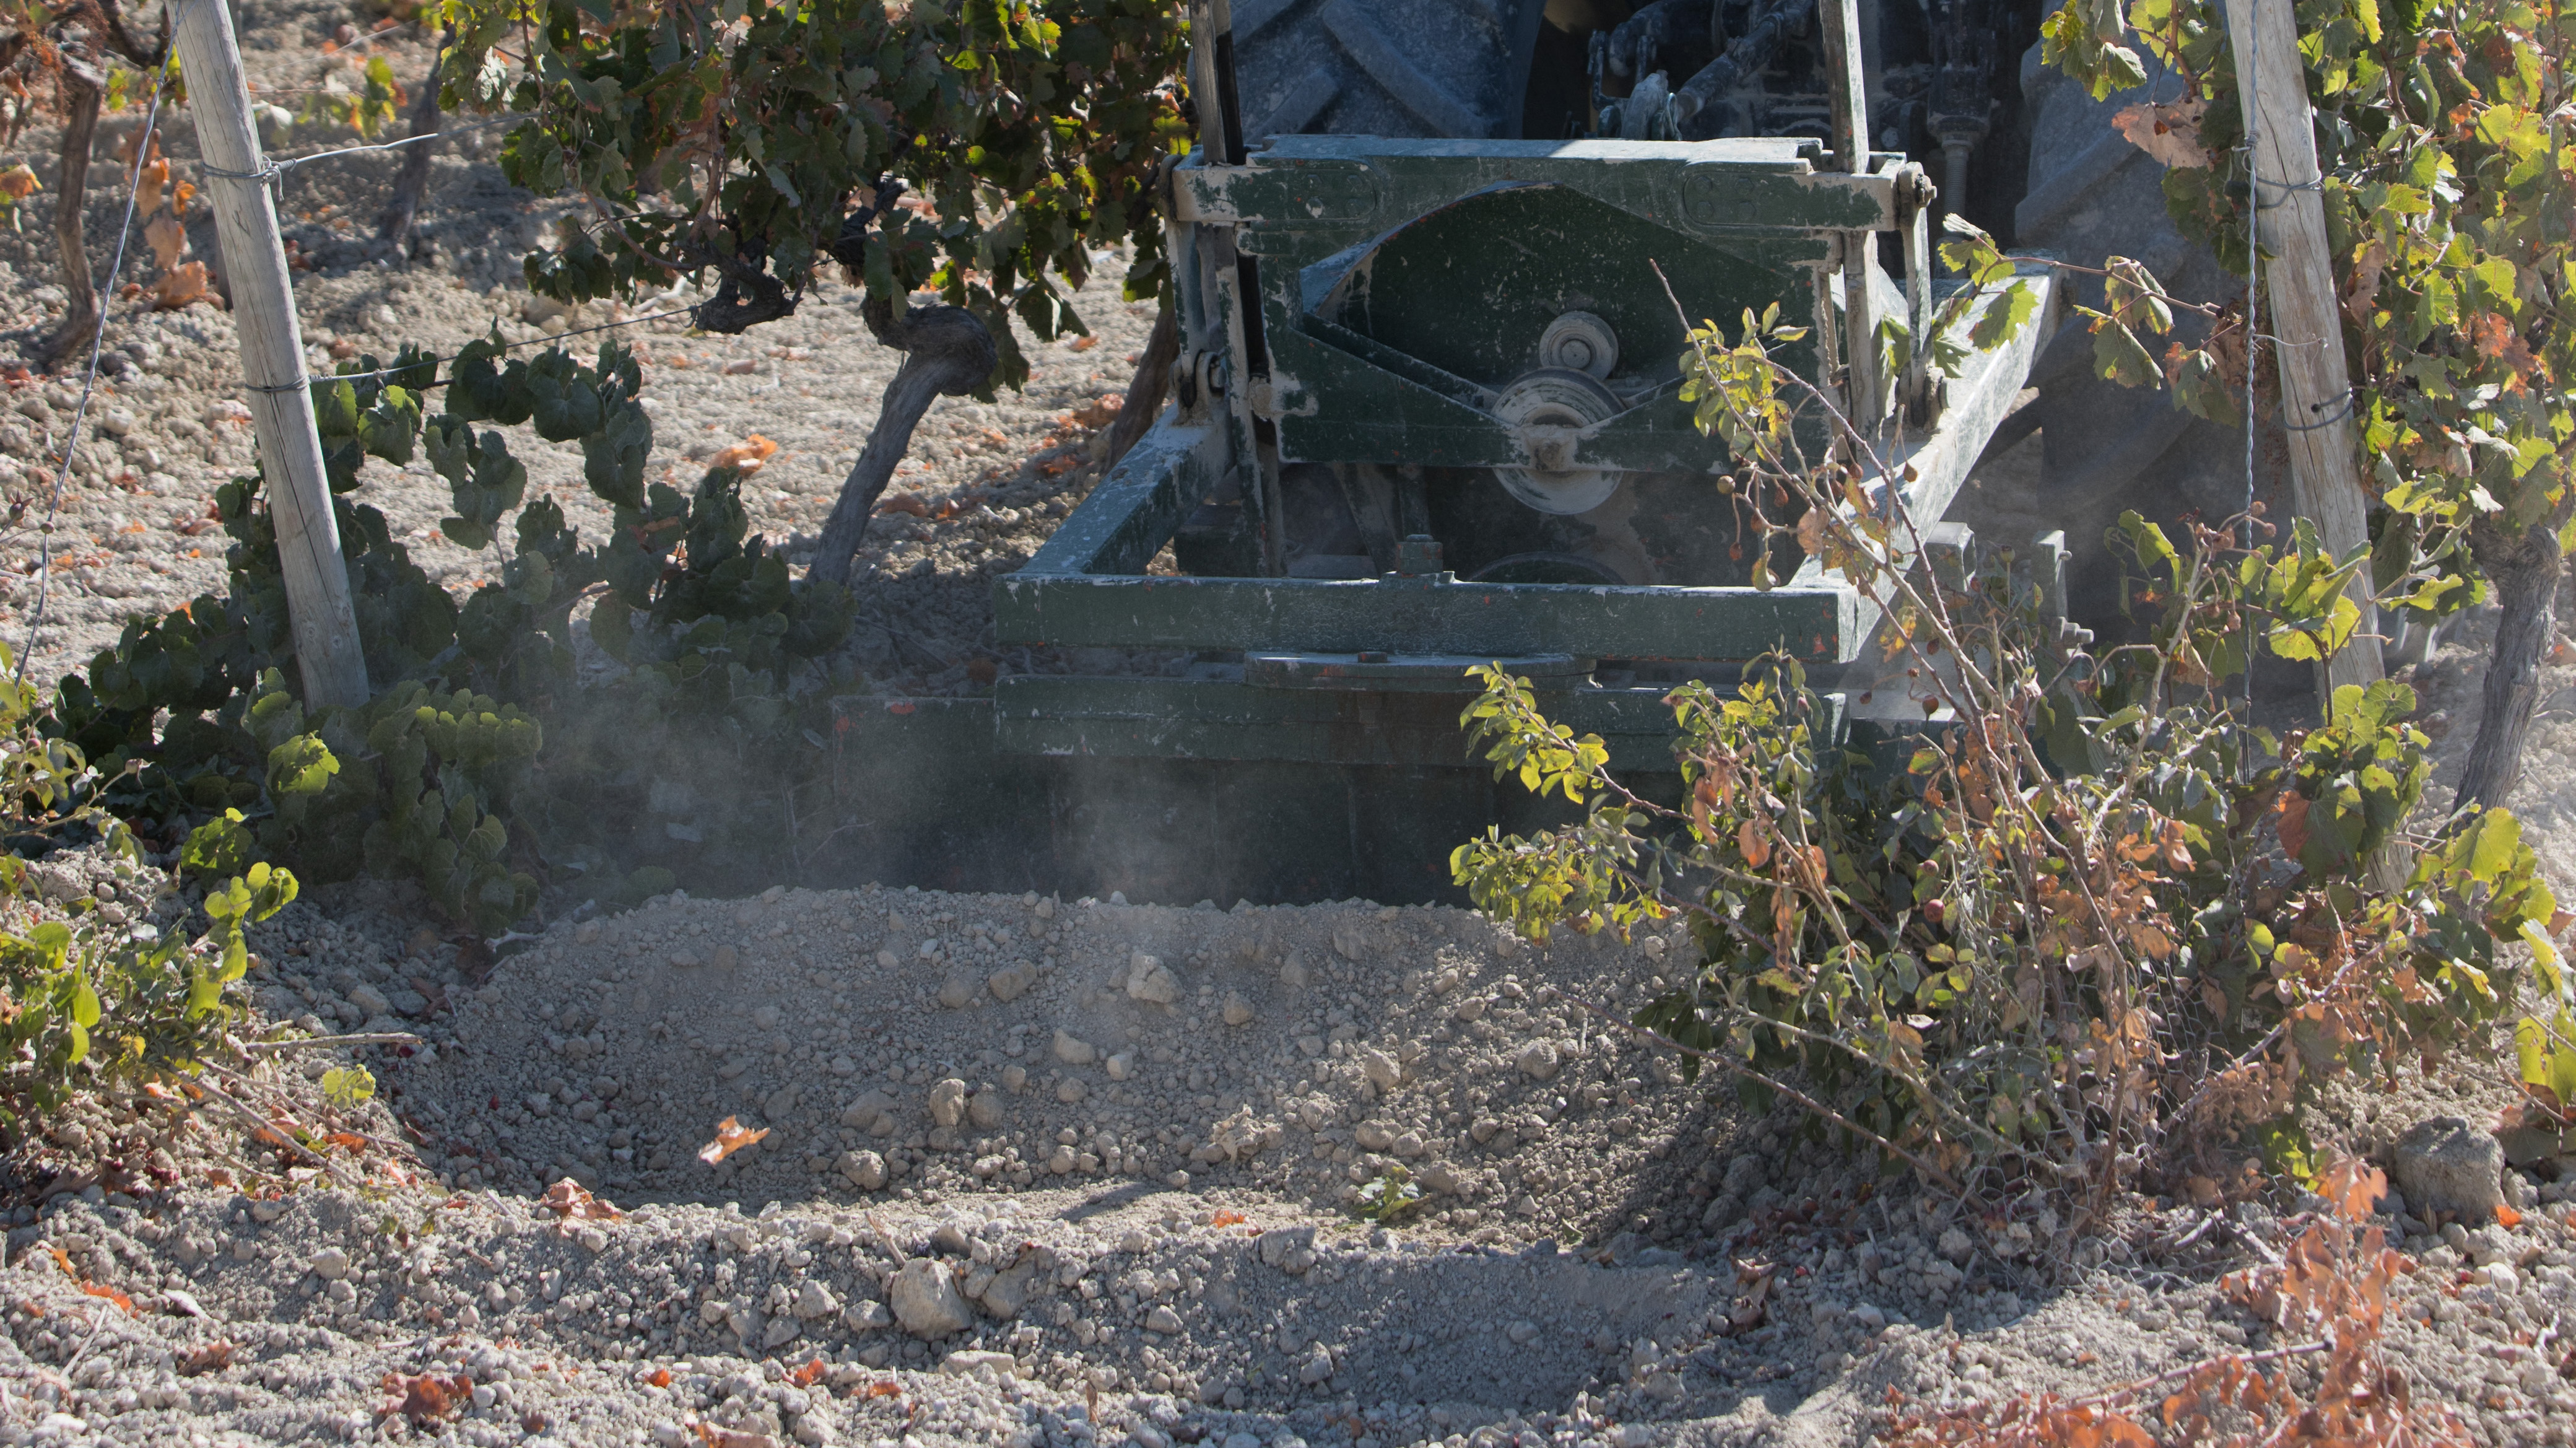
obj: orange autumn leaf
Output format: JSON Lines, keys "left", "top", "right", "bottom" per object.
{"left": 172, "top": 180, "right": 195, "bottom": 216}
{"left": 707, "top": 435, "right": 779, "bottom": 473}
{"left": 645, "top": 1368, "right": 672, "bottom": 1388}
{"left": 859, "top": 1380, "right": 902, "bottom": 1400}
{"left": 134, "top": 156, "right": 170, "bottom": 217}
{"left": 541, "top": 1177, "right": 621, "bottom": 1222}
{"left": 1208, "top": 1210, "right": 1246, "bottom": 1228}
{"left": 876, "top": 493, "right": 929, "bottom": 518}
{"left": 383, "top": 1372, "right": 470, "bottom": 1425}
{"left": 2496, "top": 1203, "right": 2523, "bottom": 1229}
{"left": 178, "top": 1340, "right": 236, "bottom": 1376}
{"left": 1736, "top": 817, "right": 1772, "bottom": 870}
{"left": 151, "top": 261, "right": 211, "bottom": 311}
{"left": 697, "top": 1115, "right": 768, "bottom": 1165}
{"left": 790, "top": 1359, "right": 827, "bottom": 1386}
{"left": 0, "top": 164, "right": 37, "bottom": 201}
{"left": 1069, "top": 334, "right": 1099, "bottom": 352}
{"left": 84, "top": 1283, "right": 135, "bottom": 1314}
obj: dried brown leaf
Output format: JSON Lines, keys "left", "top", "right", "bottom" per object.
{"left": 2112, "top": 99, "right": 2210, "bottom": 168}
{"left": 697, "top": 1115, "right": 769, "bottom": 1165}
{"left": 145, "top": 212, "right": 188, "bottom": 271}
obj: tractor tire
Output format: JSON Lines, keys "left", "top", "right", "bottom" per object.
{"left": 2006, "top": 24, "right": 2268, "bottom": 626}
{"left": 1227, "top": 0, "right": 1551, "bottom": 141}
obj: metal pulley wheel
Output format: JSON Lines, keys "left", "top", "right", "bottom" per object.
{"left": 1536, "top": 310, "right": 1619, "bottom": 378}
{"left": 1492, "top": 367, "right": 1624, "bottom": 515}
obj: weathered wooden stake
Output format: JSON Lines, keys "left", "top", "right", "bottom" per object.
{"left": 2224, "top": 0, "right": 2382, "bottom": 696}
{"left": 173, "top": 0, "right": 369, "bottom": 708}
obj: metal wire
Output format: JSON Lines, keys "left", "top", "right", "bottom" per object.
{"left": 194, "top": 116, "right": 514, "bottom": 190}
{"left": 12, "top": 54, "right": 175, "bottom": 685}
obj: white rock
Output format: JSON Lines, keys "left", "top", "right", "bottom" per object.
{"left": 1515, "top": 1040, "right": 1562, "bottom": 1080}
{"left": 1506, "top": 1320, "right": 1539, "bottom": 1344}
{"left": 967, "top": 1091, "right": 1003, "bottom": 1129}
{"left": 938, "top": 974, "right": 978, "bottom": 1009}
{"left": 1053, "top": 1030, "right": 1097, "bottom": 1065}
{"left": 988, "top": 963, "right": 1038, "bottom": 1003}
{"left": 1297, "top": 1346, "right": 1334, "bottom": 1384}
{"left": 1938, "top": 1225, "right": 1975, "bottom": 1265}
{"left": 795, "top": 1281, "right": 838, "bottom": 1319}
{"left": 838, "top": 1150, "right": 889, "bottom": 1191}
{"left": 1359, "top": 1049, "right": 1403, "bottom": 1090}
{"left": 346, "top": 984, "right": 391, "bottom": 1017}
{"left": 763, "top": 1314, "right": 802, "bottom": 1348}
{"left": 310, "top": 1247, "right": 351, "bottom": 1281}
{"left": 889, "top": 1258, "right": 976, "bottom": 1338}
{"left": 927, "top": 1078, "right": 968, "bottom": 1128}
{"left": 1105, "top": 1052, "right": 1134, "bottom": 1082}
{"left": 1331, "top": 920, "right": 1370, "bottom": 961}
{"left": 1146, "top": 1304, "right": 1183, "bottom": 1333}
{"left": 1222, "top": 992, "right": 1255, "bottom": 1026}
{"left": 843, "top": 1300, "right": 894, "bottom": 1331}
{"left": 838, "top": 1090, "right": 897, "bottom": 1132}
{"left": 940, "top": 1349, "right": 1019, "bottom": 1378}
{"left": 1126, "top": 954, "right": 1180, "bottom": 1005}
{"left": 1279, "top": 956, "right": 1311, "bottom": 988}
{"left": 750, "top": 1005, "right": 782, "bottom": 1031}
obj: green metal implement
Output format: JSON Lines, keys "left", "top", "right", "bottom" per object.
{"left": 829, "top": 0, "right": 2058, "bottom": 904}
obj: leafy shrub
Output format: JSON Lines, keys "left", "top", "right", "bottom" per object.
{"left": 41, "top": 338, "right": 856, "bottom": 931}
{"left": 0, "top": 847, "right": 297, "bottom": 1135}
{"left": 1452, "top": 297, "right": 2563, "bottom": 1203}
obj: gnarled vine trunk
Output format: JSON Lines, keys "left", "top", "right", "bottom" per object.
{"left": 2456, "top": 510, "right": 2574, "bottom": 813}
{"left": 806, "top": 298, "right": 998, "bottom": 587}
{"left": 39, "top": 54, "right": 104, "bottom": 369}
{"left": 375, "top": 30, "right": 448, "bottom": 247}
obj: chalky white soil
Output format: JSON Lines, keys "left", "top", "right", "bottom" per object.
{"left": 0, "top": 868, "right": 2570, "bottom": 1448}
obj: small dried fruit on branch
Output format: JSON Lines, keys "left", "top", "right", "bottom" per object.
{"left": 697, "top": 1115, "right": 768, "bottom": 1164}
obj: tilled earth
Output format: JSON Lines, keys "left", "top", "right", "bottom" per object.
{"left": 3, "top": 865, "right": 2575, "bottom": 1447}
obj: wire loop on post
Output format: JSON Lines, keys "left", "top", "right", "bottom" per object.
{"left": 2283, "top": 388, "right": 2358, "bottom": 434}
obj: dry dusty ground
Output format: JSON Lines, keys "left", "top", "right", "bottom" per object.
{"left": 6, "top": 4, "right": 2576, "bottom": 1446}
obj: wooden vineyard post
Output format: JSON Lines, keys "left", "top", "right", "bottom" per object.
{"left": 172, "top": 0, "right": 370, "bottom": 708}
{"left": 2224, "top": 0, "right": 2383, "bottom": 694}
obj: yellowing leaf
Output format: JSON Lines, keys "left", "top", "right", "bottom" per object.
{"left": 0, "top": 164, "right": 38, "bottom": 201}
{"left": 697, "top": 1115, "right": 768, "bottom": 1164}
